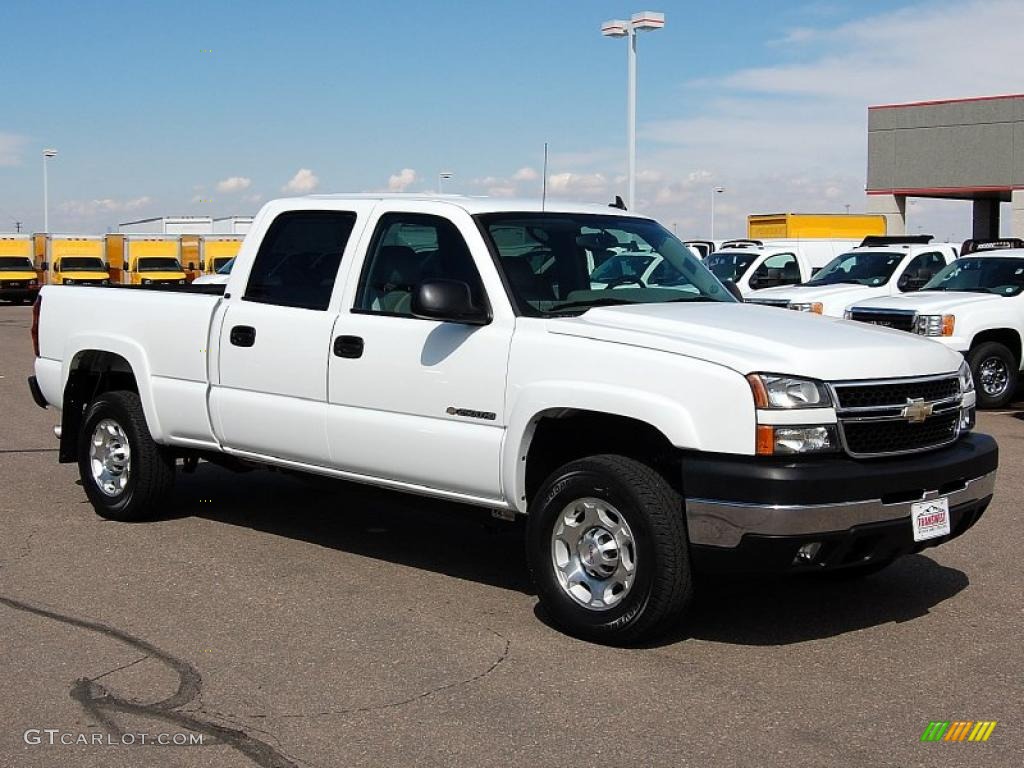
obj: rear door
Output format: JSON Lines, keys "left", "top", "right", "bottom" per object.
{"left": 210, "top": 206, "right": 371, "bottom": 465}
{"left": 325, "top": 203, "right": 513, "bottom": 501}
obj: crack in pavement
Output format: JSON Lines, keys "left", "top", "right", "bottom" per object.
{"left": 237, "top": 628, "right": 512, "bottom": 721}
{"left": 0, "top": 448, "right": 60, "bottom": 454}
{"left": 0, "top": 595, "right": 304, "bottom": 768}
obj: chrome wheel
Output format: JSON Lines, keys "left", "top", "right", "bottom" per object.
{"left": 89, "top": 419, "right": 131, "bottom": 497}
{"left": 550, "top": 498, "right": 636, "bottom": 611}
{"left": 978, "top": 357, "right": 1010, "bottom": 397}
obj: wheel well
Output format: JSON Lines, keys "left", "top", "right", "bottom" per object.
{"left": 972, "top": 329, "right": 1021, "bottom": 364}
{"left": 59, "top": 351, "right": 139, "bottom": 463}
{"left": 523, "top": 410, "right": 679, "bottom": 505}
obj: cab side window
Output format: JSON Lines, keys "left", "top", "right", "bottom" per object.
{"left": 355, "top": 213, "right": 485, "bottom": 317}
{"left": 750, "top": 253, "right": 799, "bottom": 289}
{"left": 898, "top": 251, "right": 945, "bottom": 292}
{"left": 244, "top": 211, "right": 357, "bottom": 310}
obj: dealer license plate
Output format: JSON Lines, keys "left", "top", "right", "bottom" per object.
{"left": 911, "top": 497, "right": 951, "bottom": 542}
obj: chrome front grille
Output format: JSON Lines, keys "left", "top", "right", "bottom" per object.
{"left": 830, "top": 374, "right": 963, "bottom": 458}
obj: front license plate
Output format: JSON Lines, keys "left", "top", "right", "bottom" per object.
{"left": 911, "top": 497, "right": 951, "bottom": 542}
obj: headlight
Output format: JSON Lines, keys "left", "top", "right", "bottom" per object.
{"left": 757, "top": 424, "right": 839, "bottom": 455}
{"left": 748, "top": 374, "right": 832, "bottom": 409}
{"left": 142, "top": 279, "right": 152, "bottom": 285}
{"left": 789, "top": 302, "right": 823, "bottom": 314}
{"left": 101, "top": 279, "right": 110, "bottom": 285}
{"left": 29, "top": 279, "right": 38, "bottom": 286}
{"left": 914, "top": 314, "right": 955, "bottom": 337}
{"left": 63, "top": 278, "right": 74, "bottom": 285}
{"left": 958, "top": 360, "right": 974, "bottom": 394}
{"left": 178, "top": 279, "right": 186, "bottom": 285}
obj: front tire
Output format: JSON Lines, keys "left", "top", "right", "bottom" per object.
{"left": 969, "top": 341, "right": 1018, "bottom": 409}
{"left": 78, "top": 390, "right": 175, "bottom": 521}
{"left": 526, "top": 455, "right": 693, "bottom": 643}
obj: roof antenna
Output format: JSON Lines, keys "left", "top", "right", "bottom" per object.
{"left": 609, "top": 195, "right": 627, "bottom": 211}
{"left": 541, "top": 142, "right": 548, "bottom": 211}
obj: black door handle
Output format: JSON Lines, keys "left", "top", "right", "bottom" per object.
{"left": 333, "top": 335, "right": 364, "bottom": 358}
{"left": 230, "top": 325, "right": 256, "bottom": 347}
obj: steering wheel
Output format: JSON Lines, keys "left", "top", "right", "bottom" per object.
{"left": 605, "top": 276, "right": 646, "bottom": 289}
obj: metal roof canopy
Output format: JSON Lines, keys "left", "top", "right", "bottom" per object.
{"left": 867, "top": 93, "right": 1024, "bottom": 202}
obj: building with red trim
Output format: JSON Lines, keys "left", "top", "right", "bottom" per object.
{"left": 866, "top": 94, "right": 1024, "bottom": 238}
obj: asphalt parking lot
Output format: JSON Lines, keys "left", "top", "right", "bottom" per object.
{"left": 1, "top": 302, "right": 1021, "bottom": 768}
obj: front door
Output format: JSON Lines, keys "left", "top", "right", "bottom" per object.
{"left": 326, "top": 208, "right": 513, "bottom": 501}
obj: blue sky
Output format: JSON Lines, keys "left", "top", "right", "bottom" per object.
{"left": 2, "top": 0, "right": 1021, "bottom": 238}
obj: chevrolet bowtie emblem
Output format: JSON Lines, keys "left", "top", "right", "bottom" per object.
{"left": 902, "top": 398, "right": 934, "bottom": 423}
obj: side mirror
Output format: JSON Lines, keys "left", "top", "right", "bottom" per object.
{"left": 40, "top": 262, "right": 49, "bottom": 271}
{"left": 723, "top": 279, "right": 744, "bottom": 302}
{"left": 411, "top": 279, "right": 489, "bottom": 325}
{"left": 188, "top": 261, "right": 196, "bottom": 271}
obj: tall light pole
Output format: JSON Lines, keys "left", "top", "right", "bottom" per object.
{"left": 710, "top": 186, "right": 724, "bottom": 239}
{"left": 42, "top": 149, "right": 58, "bottom": 232}
{"left": 601, "top": 11, "right": 665, "bottom": 211}
{"left": 438, "top": 171, "right": 453, "bottom": 193}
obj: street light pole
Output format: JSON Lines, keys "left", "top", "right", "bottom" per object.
{"left": 42, "top": 149, "right": 58, "bottom": 232}
{"left": 438, "top": 171, "right": 453, "bottom": 194}
{"left": 602, "top": 11, "right": 665, "bottom": 211}
{"left": 711, "top": 186, "right": 724, "bottom": 239}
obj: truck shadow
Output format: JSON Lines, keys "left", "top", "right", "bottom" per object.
{"left": 175, "top": 463, "right": 533, "bottom": 594}
{"left": 177, "top": 463, "right": 969, "bottom": 647}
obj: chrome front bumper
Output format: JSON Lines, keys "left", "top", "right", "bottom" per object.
{"left": 686, "top": 471, "right": 996, "bottom": 548}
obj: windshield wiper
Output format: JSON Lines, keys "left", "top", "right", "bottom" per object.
{"left": 664, "top": 296, "right": 718, "bottom": 303}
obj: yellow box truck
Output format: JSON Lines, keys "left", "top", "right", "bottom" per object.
{"left": 200, "top": 235, "right": 243, "bottom": 274}
{"left": 46, "top": 236, "right": 111, "bottom": 286}
{"left": 113, "top": 236, "right": 187, "bottom": 286}
{"left": 0, "top": 235, "right": 40, "bottom": 303}
{"left": 748, "top": 213, "right": 886, "bottom": 240}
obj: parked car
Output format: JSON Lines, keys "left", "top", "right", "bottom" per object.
{"left": 704, "top": 240, "right": 853, "bottom": 297}
{"left": 28, "top": 195, "right": 996, "bottom": 642}
{"left": 191, "top": 257, "right": 234, "bottom": 286}
{"left": 847, "top": 239, "right": 1024, "bottom": 408}
{"left": 747, "top": 236, "right": 957, "bottom": 316}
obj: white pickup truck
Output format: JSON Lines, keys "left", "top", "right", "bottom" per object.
{"left": 847, "top": 240, "right": 1024, "bottom": 409}
{"left": 746, "top": 237, "right": 957, "bottom": 316}
{"left": 28, "top": 195, "right": 997, "bottom": 642}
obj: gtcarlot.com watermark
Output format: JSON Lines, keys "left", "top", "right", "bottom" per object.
{"left": 24, "top": 729, "right": 203, "bottom": 747}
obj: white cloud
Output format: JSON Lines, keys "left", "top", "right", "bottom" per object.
{"left": 547, "top": 172, "right": 609, "bottom": 198}
{"left": 0, "top": 133, "right": 28, "bottom": 166}
{"left": 388, "top": 168, "right": 417, "bottom": 192}
{"left": 282, "top": 168, "right": 319, "bottom": 194}
{"left": 244, "top": 193, "right": 263, "bottom": 204}
{"left": 487, "top": 186, "right": 517, "bottom": 198}
{"left": 512, "top": 167, "right": 539, "bottom": 182}
{"left": 216, "top": 176, "right": 252, "bottom": 193}
{"left": 58, "top": 196, "right": 153, "bottom": 217}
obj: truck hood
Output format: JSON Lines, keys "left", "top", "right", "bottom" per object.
{"left": 851, "top": 290, "right": 1005, "bottom": 314}
{"left": 60, "top": 271, "right": 109, "bottom": 281}
{"left": 138, "top": 271, "right": 186, "bottom": 281}
{"left": 547, "top": 302, "right": 963, "bottom": 381}
{"left": 746, "top": 283, "right": 888, "bottom": 313}
{"left": 0, "top": 270, "right": 38, "bottom": 281}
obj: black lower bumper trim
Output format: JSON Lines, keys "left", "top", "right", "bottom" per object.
{"left": 681, "top": 433, "right": 998, "bottom": 507}
{"left": 692, "top": 495, "right": 991, "bottom": 573}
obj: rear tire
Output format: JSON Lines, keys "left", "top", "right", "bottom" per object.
{"left": 969, "top": 341, "right": 1017, "bottom": 409}
{"left": 526, "top": 454, "right": 692, "bottom": 644}
{"left": 78, "top": 390, "right": 175, "bottom": 521}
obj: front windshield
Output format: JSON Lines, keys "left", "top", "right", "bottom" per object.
{"left": 706, "top": 251, "right": 759, "bottom": 283}
{"left": 216, "top": 257, "right": 235, "bottom": 274}
{"left": 138, "top": 257, "right": 182, "bottom": 272}
{"left": 0, "top": 256, "right": 34, "bottom": 271}
{"left": 478, "top": 213, "right": 735, "bottom": 316}
{"left": 806, "top": 251, "right": 903, "bottom": 287}
{"left": 60, "top": 257, "right": 106, "bottom": 271}
{"left": 922, "top": 257, "right": 1024, "bottom": 296}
